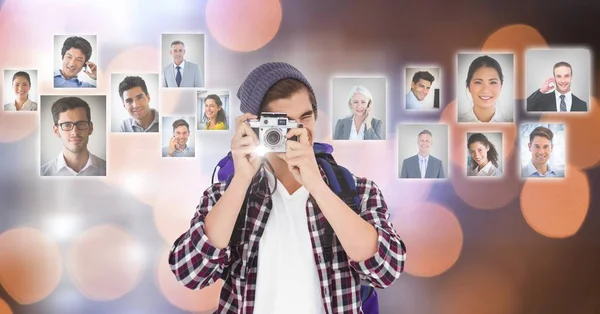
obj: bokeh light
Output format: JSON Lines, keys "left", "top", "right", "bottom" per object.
{"left": 152, "top": 161, "right": 210, "bottom": 244}
{"left": 521, "top": 166, "right": 590, "bottom": 238}
{"left": 539, "top": 97, "right": 600, "bottom": 170}
{"left": 160, "top": 89, "right": 185, "bottom": 116}
{"left": 481, "top": 24, "right": 548, "bottom": 99}
{"left": 450, "top": 148, "right": 522, "bottom": 210}
{"left": 0, "top": 228, "right": 62, "bottom": 304}
{"left": 392, "top": 202, "right": 463, "bottom": 277}
{"left": 382, "top": 179, "right": 435, "bottom": 215}
{"left": 330, "top": 136, "right": 396, "bottom": 192}
{"left": 102, "top": 134, "right": 163, "bottom": 206}
{"left": 66, "top": 224, "right": 145, "bottom": 301}
{"left": 156, "top": 248, "right": 222, "bottom": 312}
{"left": 436, "top": 264, "right": 520, "bottom": 314}
{"left": 102, "top": 46, "right": 160, "bottom": 83}
{"left": 0, "top": 299, "right": 11, "bottom": 314}
{"left": 206, "top": 0, "right": 282, "bottom": 52}
{"left": 0, "top": 111, "right": 39, "bottom": 143}
{"left": 314, "top": 108, "right": 331, "bottom": 144}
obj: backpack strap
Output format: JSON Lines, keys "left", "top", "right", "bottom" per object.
{"left": 315, "top": 153, "right": 376, "bottom": 304}
{"left": 219, "top": 174, "right": 250, "bottom": 280}
{"left": 314, "top": 153, "right": 360, "bottom": 263}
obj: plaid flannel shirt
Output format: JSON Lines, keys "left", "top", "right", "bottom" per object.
{"left": 169, "top": 165, "right": 406, "bottom": 314}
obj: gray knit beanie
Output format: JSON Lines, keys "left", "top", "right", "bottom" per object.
{"left": 237, "top": 62, "right": 314, "bottom": 115}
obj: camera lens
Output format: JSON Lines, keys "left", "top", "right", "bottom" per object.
{"left": 265, "top": 129, "right": 281, "bottom": 146}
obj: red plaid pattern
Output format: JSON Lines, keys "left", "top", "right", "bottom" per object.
{"left": 169, "top": 167, "right": 406, "bottom": 313}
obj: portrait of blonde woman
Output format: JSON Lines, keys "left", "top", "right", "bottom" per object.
{"left": 458, "top": 54, "right": 514, "bottom": 123}
{"left": 202, "top": 94, "right": 228, "bottom": 130}
{"left": 467, "top": 132, "right": 503, "bottom": 177}
{"left": 333, "top": 85, "right": 383, "bottom": 140}
{"left": 4, "top": 71, "right": 38, "bottom": 111}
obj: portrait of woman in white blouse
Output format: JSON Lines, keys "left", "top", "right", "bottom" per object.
{"left": 4, "top": 71, "right": 38, "bottom": 111}
{"left": 333, "top": 85, "right": 383, "bottom": 140}
{"left": 458, "top": 55, "right": 513, "bottom": 123}
{"left": 467, "top": 132, "right": 503, "bottom": 177}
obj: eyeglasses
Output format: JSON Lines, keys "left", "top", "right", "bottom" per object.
{"left": 57, "top": 121, "right": 91, "bottom": 131}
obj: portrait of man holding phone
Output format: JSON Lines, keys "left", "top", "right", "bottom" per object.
{"left": 53, "top": 35, "right": 97, "bottom": 88}
{"left": 162, "top": 117, "right": 195, "bottom": 157}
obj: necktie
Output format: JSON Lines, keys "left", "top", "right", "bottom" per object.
{"left": 175, "top": 66, "right": 182, "bottom": 87}
{"left": 560, "top": 94, "right": 567, "bottom": 112}
{"left": 420, "top": 158, "right": 426, "bottom": 178}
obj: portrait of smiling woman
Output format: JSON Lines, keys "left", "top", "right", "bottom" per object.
{"left": 202, "top": 94, "right": 228, "bottom": 130}
{"left": 467, "top": 132, "right": 503, "bottom": 177}
{"left": 3, "top": 70, "right": 38, "bottom": 111}
{"left": 457, "top": 53, "right": 514, "bottom": 123}
{"left": 333, "top": 85, "right": 383, "bottom": 140}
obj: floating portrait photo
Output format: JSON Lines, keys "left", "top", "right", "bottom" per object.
{"left": 110, "top": 73, "right": 160, "bottom": 133}
{"left": 466, "top": 132, "right": 504, "bottom": 178}
{"left": 197, "top": 89, "right": 230, "bottom": 131}
{"left": 3, "top": 69, "right": 39, "bottom": 112}
{"left": 397, "top": 124, "right": 449, "bottom": 179}
{"left": 525, "top": 47, "right": 591, "bottom": 113}
{"left": 404, "top": 66, "right": 441, "bottom": 110}
{"left": 456, "top": 52, "right": 515, "bottom": 123}
{"left": 161, "top": 33, "right": 206, "bottom": 89}
{"left": 331, "top": 77, "right": 387, "bottom": 141}
{"left": 39, "top": 95, "right": 107, "bottom": 177}
{"left": 162, "top": 116, "right": 196, "bottom": 158}
{"left": 53, "top": 35, "right": 98, "bottom": 88}
{"left": 519, "top": 123, "right": 566, "bottom": 178}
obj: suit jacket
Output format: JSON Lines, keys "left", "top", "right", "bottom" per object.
{"left": 526, "top": 90, "right": 587, "bottom": 112}
{"left": 333, "top": 116, "right": 383, "bottom": 140}
{"left": 400, "top": 154, "right": 445, "bottom": 179}
{"left": 162, "top": 61, "right": 203, "bottom": 87}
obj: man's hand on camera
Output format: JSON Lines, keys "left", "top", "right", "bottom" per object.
{"left": 231, "top": 113, "right": 261, "bottom": 184}
{"left": 276, "top": 127, "right": 324, "bottom": 193}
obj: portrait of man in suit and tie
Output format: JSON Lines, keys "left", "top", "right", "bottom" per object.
{"left": 525, "top": 48, "right": 591, "bottom": 113}
{"left": 161, "top": 34, "right": 205, "bottom": 88}
{"left": 397, "top": 126, "right": 448, "bottom": 179}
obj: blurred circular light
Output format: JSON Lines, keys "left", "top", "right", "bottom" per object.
{"left": 206, "top": 0, "right": 282, "bottom": 52}
{"left": 392, "top": 202, "right": 463, "bottom": 277}
{"left": 0, "top": 228, "right": 62, "bottom": 304}
{"left": 66, "top": 225, "right": 145, "bottom": 301}
{"left": 521, "top": 166, "right": 590, "bottom": 238}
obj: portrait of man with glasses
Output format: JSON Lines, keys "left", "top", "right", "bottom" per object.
{"left": 40, "top": 96, "right": 106, "bottom": 176}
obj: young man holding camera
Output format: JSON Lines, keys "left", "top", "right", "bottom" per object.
{"left": 169, "top": 62, "right": 405, "bottom": 314}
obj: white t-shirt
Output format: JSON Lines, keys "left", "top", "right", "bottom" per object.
{"left": 254, "top": 174, "right": 325, "bottom": 314}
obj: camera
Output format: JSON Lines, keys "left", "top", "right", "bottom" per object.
{"left": 248, "top": 112, "right": 303, "bottom": 152}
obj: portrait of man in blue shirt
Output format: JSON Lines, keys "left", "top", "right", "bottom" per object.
{"left": 54, "top": 36, "right": 97, "bottom": 88}
{"left": 521, "top": 126, "right": 565, "bottom": 178}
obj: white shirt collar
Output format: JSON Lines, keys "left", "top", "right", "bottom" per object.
{"left": 459, "top": 107, "right": 506, "bottom": 123}
{"left": 173, "top": 60, "right": 186, "bottom": 71}
{"left": 406, "top": 91, "right": 422, "bottom": 108}
{"left": 348, "top": 115, "right": 366, "bottom": 140}
{"left": 555, "top": 90, "right": 572, "bottom": 112}
{"left": 526, "top": 159, "right": 555, "bottom": 176}
{"left": 6, "top": 98, "right": 33, "bottom": 111}
{"left": 56, "top": 151, "right": 98, "bottom": 173}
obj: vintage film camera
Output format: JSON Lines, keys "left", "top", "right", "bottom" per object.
{"left": 248, "top": 112, "right": 303, "bottom": 152}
